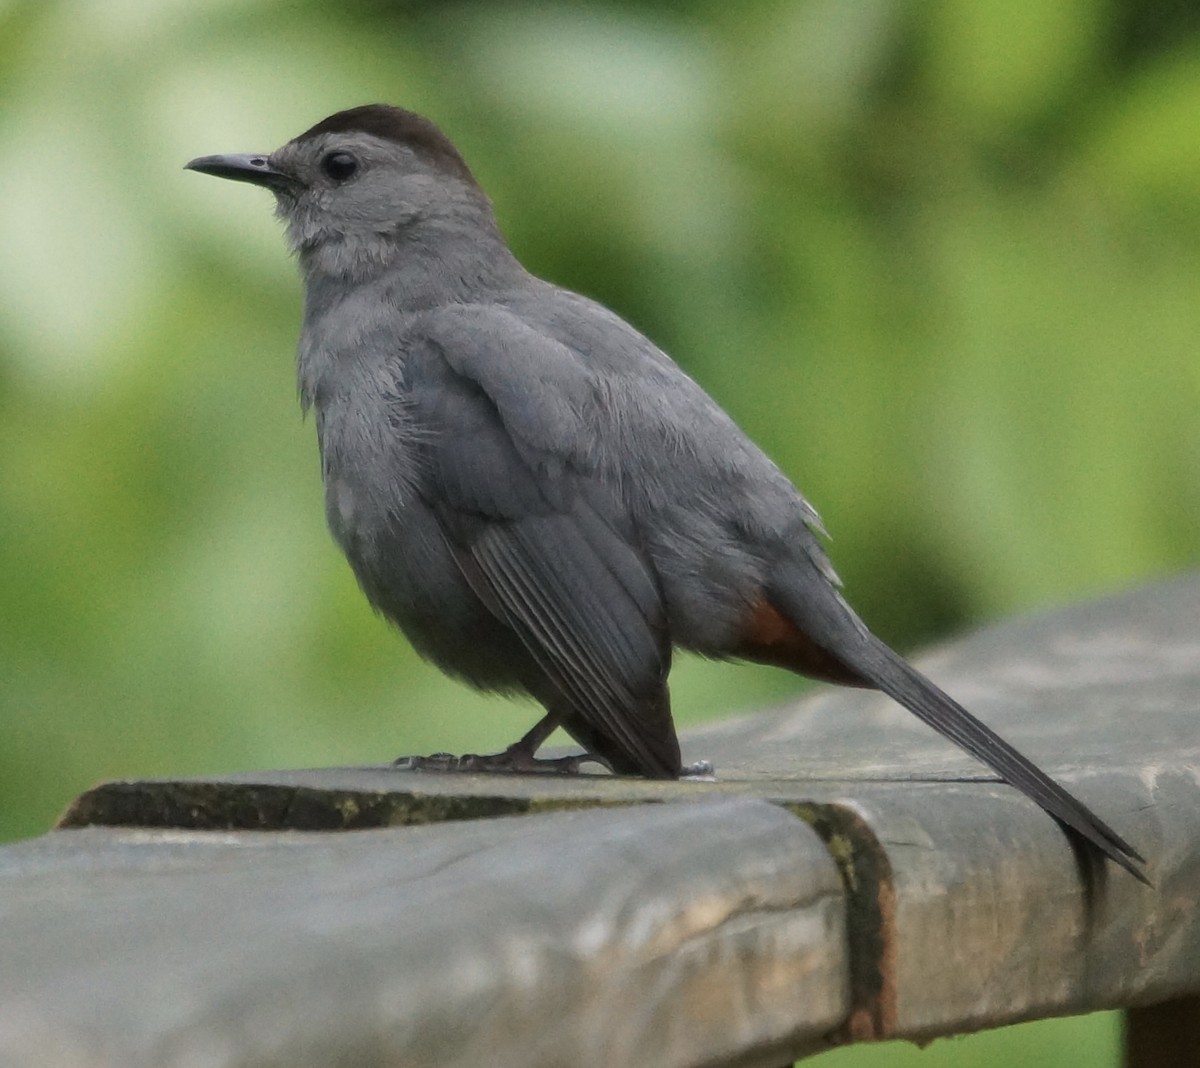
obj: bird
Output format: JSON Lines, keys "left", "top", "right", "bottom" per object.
{"left": 185, "top": 103, "right": 1147, "bottom": 883}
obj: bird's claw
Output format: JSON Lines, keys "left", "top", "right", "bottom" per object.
{"left": 393, "top": 748, "right": 611, "bottom": 776}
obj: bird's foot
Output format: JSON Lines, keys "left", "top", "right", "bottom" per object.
{"left": 393, "top": 745, "right": 611, "bottom": 776}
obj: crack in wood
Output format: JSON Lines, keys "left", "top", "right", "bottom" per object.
{"left": 781, "top": 802, "right": 897, "bottom": 1044}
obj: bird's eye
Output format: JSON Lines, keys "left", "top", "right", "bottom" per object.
{"left": 321, "top": 152, "right": 359, "bottom": 182}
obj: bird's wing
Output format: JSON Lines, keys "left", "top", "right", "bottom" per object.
{"left": 404, "top": 315, "right": 679, "bottom": 777}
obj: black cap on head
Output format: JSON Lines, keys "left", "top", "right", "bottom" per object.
{"left": 297, "top": 104, "right": 477, "bottom": 186}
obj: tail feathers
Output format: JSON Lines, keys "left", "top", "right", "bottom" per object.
{"left": 847, "top": 633, "right": 1149, "bottom": 885}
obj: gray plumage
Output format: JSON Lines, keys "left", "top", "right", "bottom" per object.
{"left": 186, "top": 104, "right": 1147, "bottom": 882}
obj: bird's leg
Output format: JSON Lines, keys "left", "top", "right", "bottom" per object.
{"left": 392, "top": 712, "right": 613, "bottom": 775}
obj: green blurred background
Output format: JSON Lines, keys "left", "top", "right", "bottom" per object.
{"left": 1, "top": 0, "right": 1197, "bottom": 1062}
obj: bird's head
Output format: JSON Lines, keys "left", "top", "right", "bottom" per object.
{"left": 186, "top": 104, "right": 496, "bottom": 281}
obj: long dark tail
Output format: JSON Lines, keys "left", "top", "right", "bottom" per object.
{"left": 773, "top": 579, "right": 1149, "bottom": 884}
{"left": 855, "top": 634, "right": 1148, "bottom": 883}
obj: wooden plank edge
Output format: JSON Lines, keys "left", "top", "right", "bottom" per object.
{"left": 55, "top": 776, "right": 898, "bottom": 1056}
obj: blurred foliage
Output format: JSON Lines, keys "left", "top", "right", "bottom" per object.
{"left": 0, "top": 2, "right": 1197, "bottom": 1059}
{"left": 811, "top": 1008, "right": 1121, "bottom": 1066}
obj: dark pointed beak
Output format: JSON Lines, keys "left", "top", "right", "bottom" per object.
{"left": 184, "top": 153, "right": 297, "bottom": 193}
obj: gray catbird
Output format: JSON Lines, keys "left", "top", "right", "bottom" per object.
{"left": 186, "top": 104, "right": 1146, "bottom": 882}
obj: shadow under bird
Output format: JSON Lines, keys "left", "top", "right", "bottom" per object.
{"left": 186, "top": 104, "right": 1147, "bottom": 884}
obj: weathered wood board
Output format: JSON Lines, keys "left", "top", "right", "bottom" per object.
{"left": 4, "top": 573, "right": 1198, "bottom": 1064}
{"left": 1, "top": 801, "right": 846, "bottom": 1068}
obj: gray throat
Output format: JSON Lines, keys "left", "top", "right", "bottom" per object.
{"left": 297, "top": 193, "right": 526, "bottom": 308}
{"left": 294, "top": 206, "right": 527, "bottom": 414}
